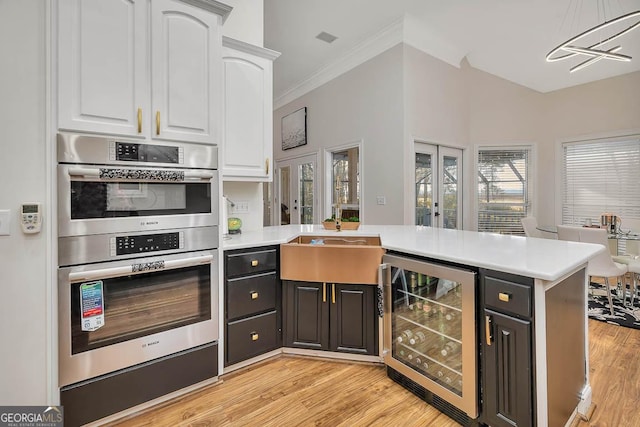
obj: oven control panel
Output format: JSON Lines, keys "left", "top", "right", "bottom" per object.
{"left": 110, "top": 141, "right": 184, "bottom": 164}
{"left": 110, "top": 232, "right": 184, "bottom": 256}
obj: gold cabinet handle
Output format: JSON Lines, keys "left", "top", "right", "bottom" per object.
{"left": 332, "top": 283, "right": 336, "bottom": 304}
{"left": 155, "top": 111, "right": 160, "bottom": 135}
{"left": 137, "top": 108, "right": 142, "bottom": 133}
{"left": 251, "top": 260, "right": 259, "bottom": 267}
{"left": 322, "top": 283, "right": 326, "bottom": 303}
{"left": 251, "top": 332, "right": 259, "bottom": 341}
{"left": 250, "top": 291, "right": 259, "bottom": 300}
{"left": 485, "top": 315, "right": 493, "bottom": 346}
{"left": 265, "top": 158, "right": 270, "bottom": 175}
{"left": 498, "top": 292, "right": 511, "bottom": 302}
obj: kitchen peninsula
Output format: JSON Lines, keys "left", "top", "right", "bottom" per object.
{"left": 223, "top": 224, "right": 603, "bottom": 427}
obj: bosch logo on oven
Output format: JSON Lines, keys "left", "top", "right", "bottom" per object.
{"left": 142, "top": 340, "right": 160, "bottom": 348}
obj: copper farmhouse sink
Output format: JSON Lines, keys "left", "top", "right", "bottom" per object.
{"left": 280, "top": 236, "right": 385, "bottom": 285}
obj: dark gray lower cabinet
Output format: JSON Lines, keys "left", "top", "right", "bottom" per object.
{"left": 481, "top": 269, "right": 534, "bottom": 427}
{"left": 284, "top": 281, "right": 328, "bottom": 350}
{"left": 483, "top": 309, "right": 532, "bottom": 427}
{"left": 284, "top": 280, "right": 377, "bottom": 355}
{"left": 225, "top": 246, "right": 281, "bottom": 366}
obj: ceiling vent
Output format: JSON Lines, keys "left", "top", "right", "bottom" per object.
{"left": 316, "top": 31, "right": 338, "bottom": 44}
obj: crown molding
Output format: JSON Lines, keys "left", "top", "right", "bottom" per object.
{"left": 222, "top": 36, "right": 281, "bottom": 60}
{"left": 274, "top": 17, "right": 404, "bottom": 110}
{"left": 180, "top": 0, "right": 232, "bottom": 22}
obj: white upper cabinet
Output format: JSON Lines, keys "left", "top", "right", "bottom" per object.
{"left": 221, "top": 37, "right": 280, "bottom": 181}
{"left": 58, "top": 0, "right": 231, "bottom": 144}
{"left": 151, "top": 0, "right": 222, "bottom": 144}
{"left": 58, "top": 0, "right": 148, "bottom": 137}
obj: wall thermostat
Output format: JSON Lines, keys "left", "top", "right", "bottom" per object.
{"left": 21, "top": 203, "right": 42, "bottom": 234}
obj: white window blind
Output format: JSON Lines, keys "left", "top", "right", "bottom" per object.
{"left": 477, "top": 147, "right": 533, "bottom": 235}
{"left": 562, "top": 137, "right": 640, "bottom": 225}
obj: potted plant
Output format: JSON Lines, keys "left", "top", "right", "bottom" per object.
{"left": 322, "top": 215, "right": 360, "bottom": 230}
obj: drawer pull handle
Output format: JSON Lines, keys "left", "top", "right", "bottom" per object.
{"left": 251, "top": 291, "right": 259, "bottom": 300}
{"left": 498, "top": 292, "right": 511, "bottom": 302}
{"left": 322, "top": 283, "right": 326, "bottom": 303}
{"left": 251, "top": 332, "right": 259, "bottom": 341}
{"left": 251, "top": 260, "right": 259, "bottom": 267}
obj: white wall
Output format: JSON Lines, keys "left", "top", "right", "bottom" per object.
{"left": 273, "top": 45, "right": 404, "bottom": 225}
{"left": 466, "top": 66, "right": 640, "bottom": 228}
{"left": 403, "top": 45, "right": 469, "bottom": 226}
{"left": 273, "top": 41, "right": 640, "bottom": 232}
{"left": 222, "top": 0, "right": 263, "bottom": 46}
{"left": 0, "top": 1, "right": 51, "bottom": 404}
{"left": 466, "top": 65, "right": 546, "bottom": 227}
{"left": 543, "top": 71, "right": 640, "bottom": 225}
{"left": 222, "top": 182, "right": 264, "bottom": 231}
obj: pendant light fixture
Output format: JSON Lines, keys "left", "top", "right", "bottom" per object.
{"left": 546, "top": 1, "right": 640, "bottom": 73}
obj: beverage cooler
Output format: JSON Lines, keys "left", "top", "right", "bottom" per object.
{"left": 381, "top": 253, "right": 478, "bottom": 422}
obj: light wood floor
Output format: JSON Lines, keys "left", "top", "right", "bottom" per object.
{"left": 111, "top": 320, "right": 640, "bottom": 427}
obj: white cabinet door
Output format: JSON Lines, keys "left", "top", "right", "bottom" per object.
{"left": 151, "top": 0, "right": 221, "bottom": 144}
{"left": 221, "top": 39, "right": 279, "bottom": 181}
{"left": 58, "top": 0, "right": 148, "bottom": 137}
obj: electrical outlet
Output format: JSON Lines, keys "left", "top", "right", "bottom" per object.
{"left": 0, "top": 210, "right": 10, "bottom": 235}
{"left": 376, "top": 196, "right": 386, "bottom": 205}
{"left": 231, "top": 201, "right": 249, "bottom": 214}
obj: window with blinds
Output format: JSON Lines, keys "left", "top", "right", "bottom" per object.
{"left": 477, "top": 147, "right": 533, "bottom": 235}
{"left": 562, "top": 136, "right": 640, "bottom": 226}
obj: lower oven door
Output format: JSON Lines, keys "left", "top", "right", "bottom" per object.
{"left": 58, "top": 249, "right": 218, "bottom": 387}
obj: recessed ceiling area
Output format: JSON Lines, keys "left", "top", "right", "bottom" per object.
{"left": 264, "top": 0, "right": 640, "bottom": 105}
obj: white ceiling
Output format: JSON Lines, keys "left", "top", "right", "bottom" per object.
{"left": 264, "top": 0, "right": 640, "bottom": 105}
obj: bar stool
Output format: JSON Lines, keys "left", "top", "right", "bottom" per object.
{"left": 628, "top": 261, "right": 640, "bottom": 306}
{"left": 612, "top": 240, "right": 640, "bottom": 305}
{"left": 578, "top": 228, "right": 628, "bottom": 315}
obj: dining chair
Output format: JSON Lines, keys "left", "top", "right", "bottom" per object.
{"left": 521, "top": 216, "right": 542, "bottom": 238}
{"left": 612, "top": 240, "right": 640, "bottom": 306}
{"left": 625, "top": 261, "right": 640, "bottom": 306}
{"left": 556, "top": 225, "right": 582, "bottom": 242}
{"left": 578, "top": 227, "right": 628, "bottom": 315}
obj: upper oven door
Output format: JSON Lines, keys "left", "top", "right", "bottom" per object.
{"left": 58, "top": 164, "right": 218, "bottom": 237}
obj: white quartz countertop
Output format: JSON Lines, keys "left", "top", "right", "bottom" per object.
{"left": 222, "top": 224, "right": 604, "bottom": 281}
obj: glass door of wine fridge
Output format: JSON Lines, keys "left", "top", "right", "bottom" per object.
{"left": 382, "top": 253, "right": 477, "bottom": 418}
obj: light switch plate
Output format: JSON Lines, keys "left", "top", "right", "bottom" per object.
{"left": 0, "top": 210, "right": 11, "bottom": 235}
{"left": 231, "top": 201, "right": 249, "bottom": 214}
{"left": 376, "top": 196, "right": 386, "bottom": 205}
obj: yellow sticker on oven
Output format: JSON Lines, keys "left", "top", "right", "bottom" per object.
{"left": 80, "top": 280, "right": 105, "bottom": 332}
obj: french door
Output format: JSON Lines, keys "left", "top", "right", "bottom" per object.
{"left": 415, "top": 143, "right": 463, "bottom": 229}
{"left": 276, "top": 154, "right": 317, "bottom": 225}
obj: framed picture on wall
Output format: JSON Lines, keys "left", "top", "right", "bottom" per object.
{"left": 281, "top": 107, "right": 307, "bottom": 150}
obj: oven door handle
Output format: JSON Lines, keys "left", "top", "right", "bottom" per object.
{"left": 67, "top": 167, "right": 214, "bottom": 182}
{"left": 68, "top": 254, "right": 214, "bottom": 283}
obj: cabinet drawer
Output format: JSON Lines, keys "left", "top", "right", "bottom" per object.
{"left": 226, "top": 311, "right": 278, "bottom": 366}
{"left": 484, "top": 276, "right": 532, "bottom": 318}
{"left": 226, "top": 248, "right": 277, "bottom": 278}
{"left": 227, "top": 272, "right": 277, "bottom": 320}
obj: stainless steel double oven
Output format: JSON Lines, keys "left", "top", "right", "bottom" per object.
{"left": 57, "top": 133, "right": 219, "bottom": 393}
